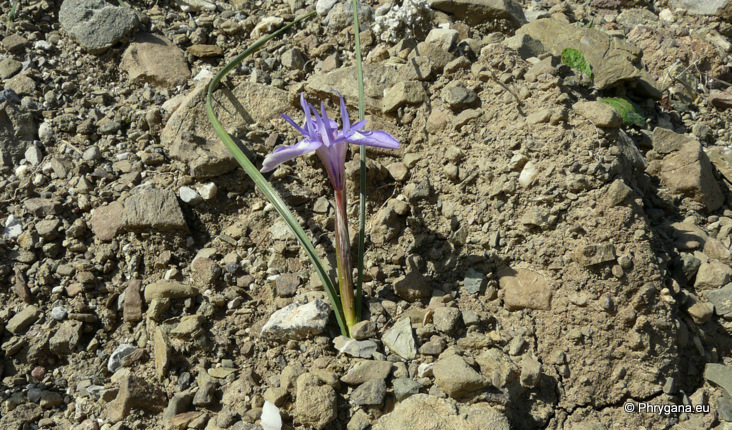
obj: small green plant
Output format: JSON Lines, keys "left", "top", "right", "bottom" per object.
{"left": 598, "top": 97, "right": 646, "bottom": 127}
{"left": 561, "top": 48, "right": 593, "bottom": 81}
{"left": 9, "top": 0, "right": 20, "bottom": 22}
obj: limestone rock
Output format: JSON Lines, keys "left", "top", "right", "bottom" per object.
{"left": 121, "top": 33, "right": 191, "bottom": 88}
{"left": 517, "top": 18, "right": 643, "bottom": 90}
{"left": 260, "top": 300, "right": 330, "bottom": 340}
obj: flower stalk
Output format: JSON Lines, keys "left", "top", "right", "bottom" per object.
{"left": 334, "top": 188, "right": 357, "bottom": 330}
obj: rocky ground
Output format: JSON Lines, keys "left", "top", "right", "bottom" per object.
{"left": 2, "top": 0, "right": 732, "bottom": 429}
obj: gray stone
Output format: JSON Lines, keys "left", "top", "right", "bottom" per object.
{"left": 464, "top": 268, "right": 486, "bottom": 294}
{"left": 498, "top": 267, "right": 552, "bottom": 311}
{"left": 393, "top": 378, "right": 422, "bottom": 401}
{"left": 108, "top": 344, "right": 137, "bottom": 373}
{"left": 275, "top": 274, "right": 299, "bottom": 297}
{"left": 503, "top": 33, "right": 544, "bottom": 59}
{"left": 192, "top": 375, "right": 216, "bottom": 406}
{"left": 703, "top": 284, "right": 732, "bottom": 319}
{"left": 50, "top": 306, "right": 67, "bottom": 321}
{"left": 705, "top": 363, "right": 732, "bottom": 396}
{"left": 573, "top": 101, "right": 622, "bottom": 128}
{"left": 427, "top": 0, "right": 526, "bottom": 27}
{"left": 49, "top": 320, "right": 82, "bottom": 356}
{"left": 334, "top": 336, "right": 378, "bottom": 358}
{"left": 260, "top": 300, "right": 330, "bottom": 340}
{"left": 382, "top": 81, "right": 427, "bottom": 113}
{"left": 383, "top": 318, "right": 417, "bottom": 359}
{"left": 517, "top": 18, "right": 643, "bottom": 90}
{"left": 6, "top": 305, "right": 41, "bottom": 334}
{"left": 282, "top": 48, "right": 306, "bottom": 70}
{"left": 659, "top": 139, "right": 724, "bottom": 211}
{"left": 164, "top": 393, "right": 193, "bottom": 421}
{"left": 341, "top": 360, "right": 392, "bottom": 385}
{"left": 120, "top": 33, "right": 190, "bottom": 87}
{"left": 433, "top": 307, "right": 461, "bottom": 332}
{"left": 350, "top": 379, "right": 386, "bottom": 406}
{"left": 652, "top": 127, "right": 695, "bottom": 155}
{"left": 433, "top": 354, "right": 489, "bottom": 398}
{"left": 393, "top": 270, "right": 431, "bottom": 301}
{"left": 59, "top": 0, "right": 139, "bottom": 53}
{"left": 441, "top": 84, "right": 478, "bottom": 110}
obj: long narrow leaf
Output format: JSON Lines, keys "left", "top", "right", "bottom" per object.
{"left": 205, "top": 11, "right": 349, "bottom": 337}
{"left": 352, "top": 0, "right": 366, "bottom": 321}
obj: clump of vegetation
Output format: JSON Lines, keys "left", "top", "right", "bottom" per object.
{"left": 598, "top": 97, "right": 646, "bottom": 127}
{"left": 561, "top": 48, "right": 593, "bottom": 81}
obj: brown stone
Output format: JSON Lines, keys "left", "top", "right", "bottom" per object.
{"left": 154, "top": 327, "right": 171, "bottom": 378}
{"left": 187, "top": 44, "right": 223, "bottom": 57}
{"left": 498, "top": 267, "right": 552, "bottom": 311}
{"left": 107, "top": 375, "right": 166, "bottom": 422}
{"left": 123, "top": 280, "right": 143, "bottom": 323}
{"left": 121, "top": 33, "right": 190, "bottom": 87}
{"left": 660, "top": 140, "right": 724, "bottom": 211}
{"left": 90, "top": 201, "right": 125, "bottom": 241}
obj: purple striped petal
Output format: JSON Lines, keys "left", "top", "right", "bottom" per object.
{"left": 347, "top": 130, "right": 400, "bottom": 149}
{"left": 260, "top": 139, "right": 322, "bottom": 172}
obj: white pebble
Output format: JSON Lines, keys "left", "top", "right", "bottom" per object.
{"left": 197, "top": 182, "right": 218, "bottom": 200}
{"left": 179, "top": 186, "right": 203, "bottom": 204}
{"left": 25, "top": 146, "right": 43, "bottom": 166}
{"left": 518, "top": 161, "right": 539, "bottom": 188}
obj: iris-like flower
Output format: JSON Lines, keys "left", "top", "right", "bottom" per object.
{"left": 261, "top": 92, "right": 400, "bottom": 190}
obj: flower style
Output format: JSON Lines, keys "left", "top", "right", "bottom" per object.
{"left": 261, "top": 92, "right": 400, "bottom": 190}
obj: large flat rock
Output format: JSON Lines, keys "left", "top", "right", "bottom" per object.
{"left": 517, "top": 18, "right": 643, "bottom": 90}
{"left": 162, "top": 80, "right": 290, "bottom": 177}
{"left": 91, "top": 188, "right": 188, "bottom": 241}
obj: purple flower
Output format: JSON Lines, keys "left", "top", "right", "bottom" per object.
{"left": 261, "top": 92, "right": 400, "bottom": 190}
